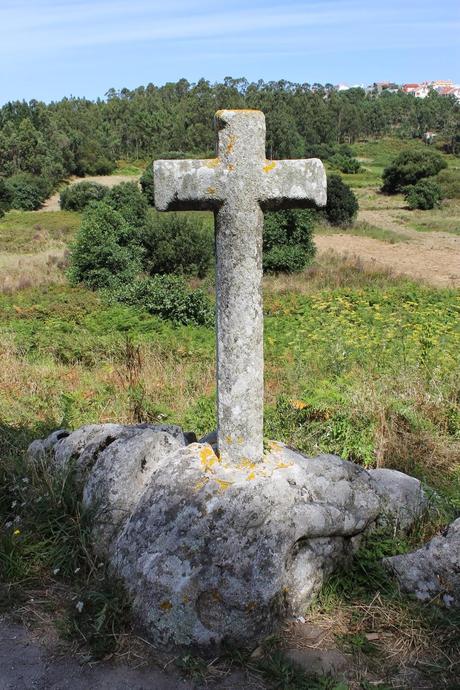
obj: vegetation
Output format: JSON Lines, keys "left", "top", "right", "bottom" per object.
{"left": 60, "top": 181, "right": 108, "bottom": 211}
{"left": 263, "top": 209, "right": 316, "bottom": 273}
{"left": 381, "top": 149, "right": 447, "bottom": 194}
{"left": 324, "top": 175, "right": 359, "bottom": 226}
{"left": 4, "top": 172, "right": 51, "bottom": 210}
{"left": 405, "top": 178, "right": 443, "bottom": 210}
{"left": 0, "top": 80, "right": 458, "bottom": 202}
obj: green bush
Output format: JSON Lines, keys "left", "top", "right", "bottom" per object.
{"left": 140, "top": 163, "right": 155, "bottom": 206}
{"left": 436, "top": 169, "right": 460, "bottom": 199}
{"left": 263, "top": 209, "right": 316, "bottom": 273}
{"left": 263, "top": 245, "right": 312, "bottom": 273}
{"left": 329, "top": 153, "right": 361, "bottom": 174}
{"left": 382, "top": 149, "right": 447, "bottom": 194}
{"left": 324, "top": 174, "right": 359, "bottom": 226}
{"left": 4, "top": 173, "right": 51, "bottom": 211}
{"left": 0, "top": 179, "right": 13, "bottom": 217}
{"left": 68, "top": 202, "right": 143, "bottom": 290}
{"left": 60, "top": 181, "right": 108, "bottom": 211}
{"left": 112, "top": 274, "right": 213, "bottom": 326}
{"left": 404, "top": 179, "right": 443, "bottom": 210}
{"left": 140, "top": 212, "right": 213, "bottom": 278}
{"left": 105, "top": 182, "right": 148, "bottom": 227}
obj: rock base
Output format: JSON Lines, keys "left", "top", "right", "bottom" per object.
{"left": 28, "top": 424, "right": 428, "bottom": 652}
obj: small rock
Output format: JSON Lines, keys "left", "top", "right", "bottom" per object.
{"left": 285, "top": 648, "right": 350, "bottom": 678}
{"left": 384, "top": 518, "right": 460, "bottom": 606}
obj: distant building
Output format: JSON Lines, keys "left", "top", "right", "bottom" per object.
{"left": 403, "top": 83, "right": 420, "bottom": 94}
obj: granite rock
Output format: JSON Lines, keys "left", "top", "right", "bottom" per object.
{"left": 384, "top": 518, "right": 460, "bottom": 607}
{"left": 113, "top": 442, "right": 381, "bottom": 651}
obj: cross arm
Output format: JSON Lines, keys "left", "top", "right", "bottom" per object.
{"left": 259, "top": 158, "right": 327, "bottom": 210}
{"left": 154, "top": 159, "right": 222, "bottom": 211}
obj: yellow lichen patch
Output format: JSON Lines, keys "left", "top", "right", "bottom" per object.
{"left": 200, "top": 446, "right": 218, "bottom": 471}
{"left": 237, "top": 458, "right": 257, "bottom": 472}
{"left": 247, "top": 471, "right": 256, "bottom": 481}
{"left": 227, "top": 163, "right": 235, "bottom": 171}
{"left": 237, "top": 436, "right": 244, "bottom": 444}
{"left": 263, "top": 161, "right": 277, "bottom": 173}
{"left": 276, "top": 462, "right": 293, "bottom": 469}
{"left": 182, "top": 594, "right": 191, "bottom": 604}
{"left": 226, "top": 135, "right": 236, "bottom": 154}
{"left": 160, "top": 600, "right": 173, "bottom": 611}
{"left": 269, "top": 441, "right": 283, "bottom": 451}
{"left": 246, "top": 601, "right": 257, "bottom": 612}
{"left": 291, "top": 399, "right": 307, "bottom": 410}
{"left": 194, "top": 477, "right": 209, "bottom": 492}
{"left": 206, "top": 158, "right": 220, "bottom": 168}
{"left": 207, "top": 187, "right": 216, "bottom": 195}
{"left": 214, "top": 478, "right": 233, "bottom": 492}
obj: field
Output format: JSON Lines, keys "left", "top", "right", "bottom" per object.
{"left": 0, "top": 140, "right": 459, "bottom": 689}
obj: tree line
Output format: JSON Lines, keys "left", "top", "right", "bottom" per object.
{"left": 0, "top": 78, "right": 458, "bottom": 190}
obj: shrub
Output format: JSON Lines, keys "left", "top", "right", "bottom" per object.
{"left": 105, "top": 182, "right": 148, "bottom": 227}
{"left": 0, "top": 179, "right": 13, "bottom": 217}
{"left": 68, "top": 202, "right": 143, "bottom": 290}
{"left": 436, "top": 169, "right": 460, "bottom": 199}
{"left": 263, "top": 245, "right": 312, "bottom": 273}
{"left": 404, "top": 179, "right": 443, "bottom": 210}
{"left": 4, "top": 173, "right": 51, "bottom": 210}
{"left": 382, "top": 149, "right": 447, "bottom": 194}
{"left": 140, "top": 212, "right": 213, "bottom": 279}
{"left": 263, "top": 209, "right": 316, "bottom": 273}
{"left": 112, "top": 274, "right": 213, "bottom": 326}
{"left": 60, "top": 181, "right": 108, "bottom": 211}
{"left": 140, "top": 164, "right": 155, "bottom": 206}
{"left": 324, "top": 174, "right": 359, "bottom": 226}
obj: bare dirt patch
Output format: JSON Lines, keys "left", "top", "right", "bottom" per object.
{"left": 315, "top": 234, "right": 460, "bottom": 287}
{"left": 40, "top": 175, "right": 140, "bottom": 212}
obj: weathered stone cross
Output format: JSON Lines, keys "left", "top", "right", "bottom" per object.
{"left": 154, "top": 109, "right": 326, "bottom": 464}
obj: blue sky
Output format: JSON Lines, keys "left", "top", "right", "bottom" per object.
{"left": 1, "top": 0, "right": 459, "bottom": 103}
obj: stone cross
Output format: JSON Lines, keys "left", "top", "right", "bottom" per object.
{"left": 154, "top": 110, "right": 326, "bottom": 464}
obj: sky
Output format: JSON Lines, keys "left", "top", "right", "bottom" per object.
{"left": 1, "top": 0, "right": 459, "bottom": 104}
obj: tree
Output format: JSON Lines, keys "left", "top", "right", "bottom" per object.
{"left": 0, "top": 179, "right": 13, "bottom": 217}
{"left": 382, "top": 149, "right": 447, "bottom": 194}
{"left": 140, "top": 163, "right": 155, "bottom": 205}
{"left": 324, "top": 174, "right": 359, "bottom": 226}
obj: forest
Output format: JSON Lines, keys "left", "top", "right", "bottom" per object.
{"left": 0, "top": 78, "right": 458, "bottom": 196}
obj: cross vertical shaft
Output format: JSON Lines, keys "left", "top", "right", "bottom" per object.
{"left": 154, "top": 109, "right": 326, "bottom": 465}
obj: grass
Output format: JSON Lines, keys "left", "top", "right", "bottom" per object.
{"left": 0, "top": 210, "right": 81, "bottom": 253}
{"left": 316, "top": 221, "right": 406, "bottom": 243}
{"left": 115, "top": 160, "right": 146, "bottom": 176}
{"left": 0, "top": 137, "right": 459, "bottom": 687}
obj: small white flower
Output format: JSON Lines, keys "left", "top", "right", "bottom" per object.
{"left": 21, "top": 502, "right": 26, "bottom": 507}
{"left": 11, "top": 501, "right": 17, "bottom": 508}
{"left": 53, "top": 568, "right": 60, "bottom": 575}
{"left": 76, "top": 601, "right": 84, "bottom": 613}
{"left": 5, "top": 521, "right": 12, "bottom": 528}
{"left": 21, "top": 478, "right": 29, "bottom": 484}
{"left": 14, "top": 516, "right": 21, "bottom": 523}
{"left": 74, "top": 567, "right": 80, "bottom": 574}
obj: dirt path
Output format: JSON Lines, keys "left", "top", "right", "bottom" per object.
{"left": 0, "top": 619, "right": 262, "bottom": 690}
{"left": 359, "top": 208, "right": 460, "bottom": 250}
{"left": 39, "top": 175, "right": 140, "bottom": 212}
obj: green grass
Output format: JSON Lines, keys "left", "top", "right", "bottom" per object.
{"left": 316, "top": 220, "right": 406, "bottom": 243}
{"left": 0, "top": 210, "right": 81, "bottom": 253}
{"left": 115, "top": 160, "right": 146, "bottom": 176}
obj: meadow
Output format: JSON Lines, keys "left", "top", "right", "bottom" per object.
{"left": 0, "top": 138, "right": 459, "bottom": 688}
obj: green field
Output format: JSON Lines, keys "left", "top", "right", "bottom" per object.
{"left": 1, "top": 137, "right": 459, "bottom": 687}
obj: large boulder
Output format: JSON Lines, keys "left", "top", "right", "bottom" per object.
{"left": 368, "top": 468, "right": 428, "bottom": 531}
{"left": 113, "top": 442, "right": 381, "bottom": 651}
{"left": 27, "top": 425, "right": 438, "bottom": 653}
{"left": 384, "top": 518, "right": 460, "bottom": 607}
